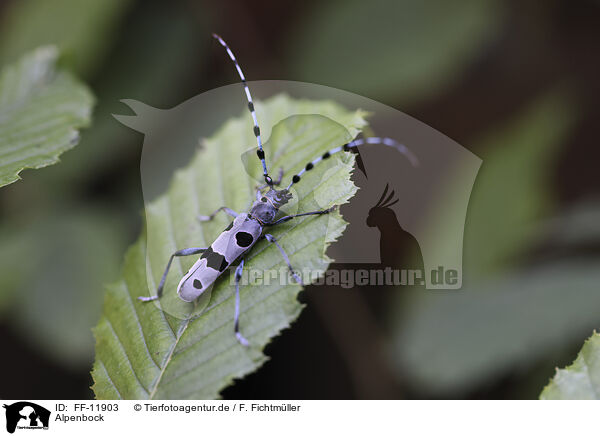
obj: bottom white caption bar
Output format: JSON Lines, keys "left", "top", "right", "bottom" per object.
{"left": 0, "top": 400, "right": 595, "bottom": 435}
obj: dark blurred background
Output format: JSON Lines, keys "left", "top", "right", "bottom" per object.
{"left": 0, "top": 0, "right": 599, "bottom": 399}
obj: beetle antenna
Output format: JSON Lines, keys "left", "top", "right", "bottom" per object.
{"left": 212, "top": 33, "right": 273, "bottom": 185}
{"left": 286, "top": 136, "right": 418, "bottom": 189}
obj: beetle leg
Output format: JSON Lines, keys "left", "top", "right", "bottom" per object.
{"left": 138, "top": 247, "right": 207, "bottom": 301}
{"left": 234, "top": 257, "right": 249, "bottom": 346}
{"left": 263, "top": 233, "right": 303, "bottom": 285}
{"left": 266, "top": 205, "right": 337, "bottom": 226}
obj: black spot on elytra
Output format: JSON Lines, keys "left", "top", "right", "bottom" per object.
{"left": 235, "top": 231, "right": 254, "bottom": 247}
{"left": 201, "top": 246, "right": 229, "bottom": 272}
{"left": 193, "top": 279, "right": 203, "bottom": 289}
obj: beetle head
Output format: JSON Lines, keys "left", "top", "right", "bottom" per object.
{"left": 266, "top": 188, "right": 292, "bottom": 208}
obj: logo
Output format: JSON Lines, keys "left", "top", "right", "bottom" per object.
{"left": 115, "top": 80, "right": 481, "bottom": 313}
{"left": 3, "top": 402, "right": 50, "bottom": 433}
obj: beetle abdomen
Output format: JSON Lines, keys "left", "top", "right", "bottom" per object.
{"left": 177, "top": 213, "right": 262, "bottom": 301}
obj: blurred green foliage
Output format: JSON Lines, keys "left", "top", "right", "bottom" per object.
{"left": 289, "top": 0, "right": 504, "bottom": 104}
{"left": 0, "top": 0, "right": 208, "bottom": 396}
{"left": 387, "top": 91, "right": 593, "bottom": 396}
{"left": 0, "top": 207, "right": 127, "bottom": 367}
{"left": 0, "top": 0, "right": 134, "bottom": 77}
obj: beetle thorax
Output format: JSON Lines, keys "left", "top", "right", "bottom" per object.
{"left": 250, "top": 188, "right": 292, "bottom": 224}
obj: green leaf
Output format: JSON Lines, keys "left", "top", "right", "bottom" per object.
{"left": 541, "top": 333, "right": 600, "bottom": 399}
{"left": 0, "top": 46, "right": 94, "bottom": 188}
{"left": 288, "top": 0, "right": 503, "bottom": 104}
{"left": 92, "top": 95, "right": 364, "bottom": 399}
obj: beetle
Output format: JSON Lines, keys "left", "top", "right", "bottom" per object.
{"left": 138, "top": 34, "right": 417, "bottom": 346}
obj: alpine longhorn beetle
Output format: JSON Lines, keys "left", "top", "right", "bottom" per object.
{"left": 138, "top": 34, "right": 418, "bottom": 346}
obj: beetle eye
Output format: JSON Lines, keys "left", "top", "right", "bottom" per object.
{"left": 261, "top": 197, "right": 267, "bottom": 202}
